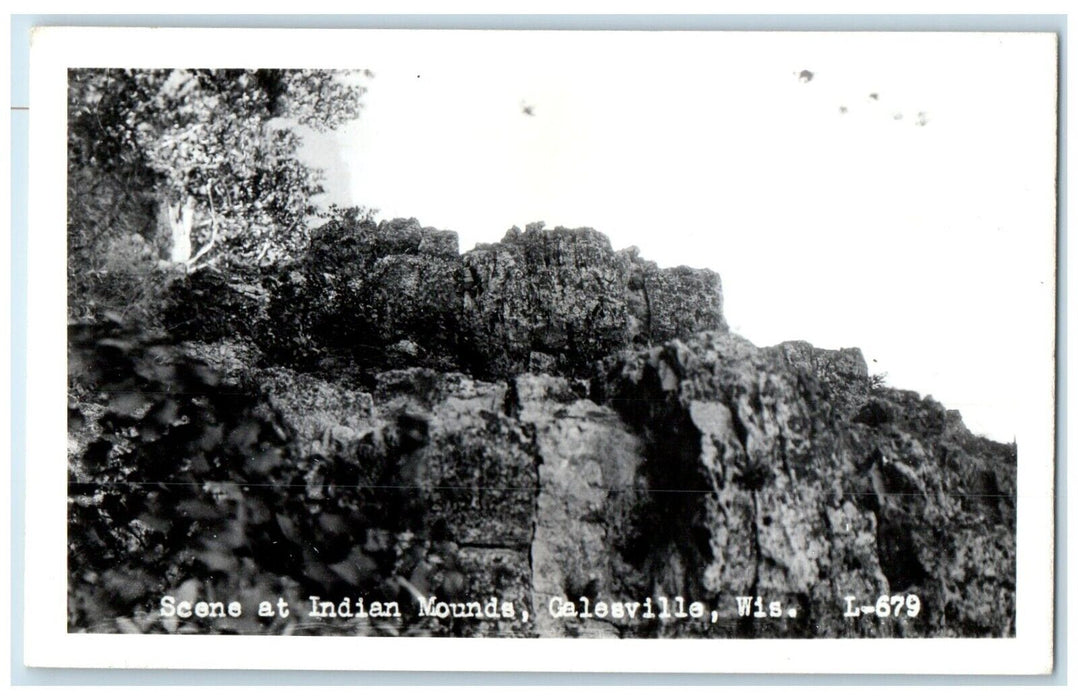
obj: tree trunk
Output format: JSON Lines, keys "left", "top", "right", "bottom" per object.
{"left": 167, "top": 196, "right": 196, "bottom": 265}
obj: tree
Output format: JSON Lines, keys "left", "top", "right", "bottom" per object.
{"left": 68, "top": 68, "right": 372, "bottom": 275}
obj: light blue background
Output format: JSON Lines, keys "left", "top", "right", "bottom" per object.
{"left": 8, "top": 12, "right": 1067, "bottom": 686}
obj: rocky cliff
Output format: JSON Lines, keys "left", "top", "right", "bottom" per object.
{"left": 68, "top": 220, "right": 1016, "bottom": 638}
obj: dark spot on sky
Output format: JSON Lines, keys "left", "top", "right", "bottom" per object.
{"left": 798, "top": 69, "right": 814, "bottom": 83}
{"left": 869, "top": 92, "right": 879, "bottom": 100}
{"left": 521, "top": 103, "right": 535, "bottom": 117}
{"left": 916, "top": 112, "right": 929, "bottom": 126}
{"left": 839, "top": 105, "right": 848, "bottom": 114}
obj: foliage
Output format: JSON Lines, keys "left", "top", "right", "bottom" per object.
{"left": 869, "top": 372, "right": 889, "bottom": 391}
{"left": 67, "top": 321, "right": 430, "bottom": 635}
{"left": 161, "top": 268, "right": 268, "bottom": 342}
{"left": 247, "top": 205, "right": 383, "bottom": 368}
{"left": 69, "top": 320, "right": 290, "bottom": 632}
{"left": 67, "top": 68, "right": 372, "bottom": 324}
{"left": 164, "top": 213, "right": 462, "bottom": 372}
{"left": 255, "top": 265, "right": 332, "bottom": 369}
{"left": 67, "top": 160, "right": 168, "bottom": 324}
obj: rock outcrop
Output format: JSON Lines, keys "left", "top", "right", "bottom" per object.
{"left": 71, "top": 221, "right": 1017, "bottom": 638}
{"left": 166, "top": 218, "right": 727, "bottom": 379}
{"left": 459, "top": 222, "right": 727, "bottom": 377}
{"left": 593, "top": 333, "right": 1015, "bottom": 637}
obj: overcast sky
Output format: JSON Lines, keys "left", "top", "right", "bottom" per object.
{"left": 302, "top": 32, "right": 1056, "bottom": 442}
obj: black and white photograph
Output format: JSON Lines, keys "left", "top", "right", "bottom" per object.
{"left": 24, "top": 26, "right": 1057, "bottom": 672}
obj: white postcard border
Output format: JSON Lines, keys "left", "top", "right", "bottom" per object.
{"left": 24, "top": 26, "right": 1057, "bottom": 674}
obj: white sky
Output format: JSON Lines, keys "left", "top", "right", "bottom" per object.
{"left": 302, "top": 32, "right": 1057, "bottom": 442}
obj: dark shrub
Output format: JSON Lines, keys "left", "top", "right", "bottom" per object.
{"left": 162, "top": 268, "right": 269, "bottom": 342}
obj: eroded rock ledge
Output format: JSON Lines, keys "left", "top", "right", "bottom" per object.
{"left": 165, "top": 218, "right": 727, "bottom": 378}
{"left": 71, "top": 221, "right": 1016, "bottom": 638}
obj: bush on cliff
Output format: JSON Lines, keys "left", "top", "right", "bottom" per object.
{"left": 67, "top": 321, "right": 442, "bottom": 634}
{"left": 161, "top": 267, "right": 268, "bottom": 342}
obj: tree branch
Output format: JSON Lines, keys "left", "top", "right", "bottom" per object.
{"left": 186, "top": 180, "right": 219, "bottom": 267}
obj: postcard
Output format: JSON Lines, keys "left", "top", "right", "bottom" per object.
{"left": 24, "top": 26, "right": 1057, "bottom": 673}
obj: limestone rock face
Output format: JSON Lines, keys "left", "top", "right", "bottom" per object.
{"left": 302, "top": 217, "right": 464, "bottom": 370}
{"left": 513, "top": 373, "right": 644, "bottom": 638}
{"left": 177, "top": 219, "right": 729, "bottom": 380}
{"left": 768, "top": 340, "right": 874, "bottom": 418}
{"left": 460, "top": 223, "right": 728, "bottom": 378}
{"left": 595, "top": 332, "right": 1016, "bottom": 638}
{"left": 171, "top": 217, "right": 464, "bottom": 371}
{"left": 241, "top": 331, "right": 1015, "bottom": 638}
{"left": 76, "top": 220, "right": 1016, "bottom": 639}
{"left": 265, "top": 366, "right": 541, "bottom": 637}
{"left": 621, "top": 248, "right": 728, "bottom": 346}
{"left": 460, "top": 225, "right": 632, "bottom": 378}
